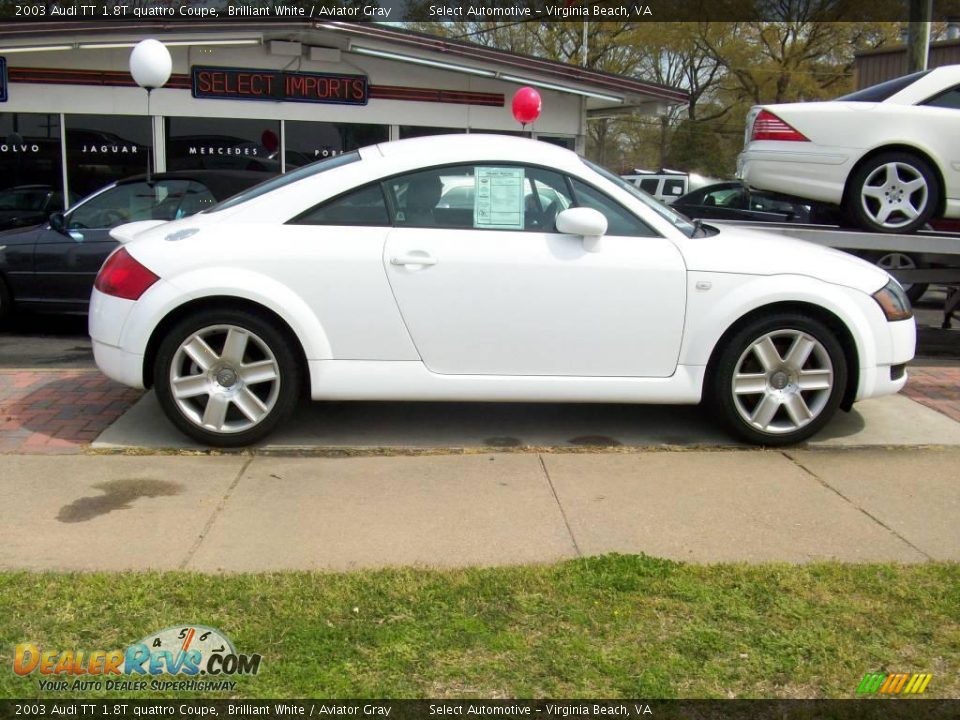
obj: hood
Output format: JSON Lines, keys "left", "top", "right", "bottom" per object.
{"left": 680, "top": 225, "right": 889, "bottom": 294}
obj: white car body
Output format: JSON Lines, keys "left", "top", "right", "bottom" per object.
{"left": 737, "top": 65, "right": 960, "bottom": 223}
{"left": 89, "top": 135, "right": 915, "bottom": 445}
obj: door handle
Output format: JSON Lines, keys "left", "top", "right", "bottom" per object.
{"left": 390, "top": 253, "right": 438, "bottom": 267}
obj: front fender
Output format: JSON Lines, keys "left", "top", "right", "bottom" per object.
{"left": 679, "top": 272, "right": 886, "bottom": 371}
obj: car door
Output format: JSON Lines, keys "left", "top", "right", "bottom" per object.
{"left": 34, "top": 179, "right": 213, "bottom": 308}
{"left": 382, "top": 163, "right": 686, "bottom": 378}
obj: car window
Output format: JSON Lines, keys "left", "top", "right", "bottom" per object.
{"left": 662, "top": 179, "right": 686, "bottom": 198}
{"left": 0, "top": 189, "right": 51, "bottom": 211}
{"left": 291, "top": 184, "right": 389, "bottom": 226}
{"left": 569, "top": 179, "right": 657, "bottom": 237}
{"left": 750, "top": 193, "right": 795, "bottom": 213}
{"left": 835, "top": 70, "right": 931, "bottom": 102}
{"left": 702, "top": 187, "right": 744, "bottom": 208}
{"left": 923, "top": 86, "right": 960, "bottom": 110}
{"left": 582, "top": 159, "right": 698, "bottom": 237}
{"left": 437, "top": 185, "right": 474, "bottom": 209}
{"left": 383, "top": 164, "right": 572, "bottom": 232}
{"left": 638, "top": 178, "right": 659, "bottom": 195}
{"left": 67, "top": 180, "right": 214, "bottom": 229}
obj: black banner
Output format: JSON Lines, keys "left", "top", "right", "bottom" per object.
{"left": 1, "top": 0, "right": 960, "bottom": 23}
{"left": 1, "top": 700, "right": 960, "bottom": 720}
{"left": 192, "top": 66, "right": 368, "bottom": 106}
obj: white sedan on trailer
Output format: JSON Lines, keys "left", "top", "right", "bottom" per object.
{"left": 738, "top": 64, "right": 960, "bottom": 233}
{"left": 89, "top": 135, "right": 915, "bottom": 447}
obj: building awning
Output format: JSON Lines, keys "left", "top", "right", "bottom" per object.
{"left": 0, "top": 20, "right": 689, "bottom": 113}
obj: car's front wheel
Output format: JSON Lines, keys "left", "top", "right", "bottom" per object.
{"left": 845, "top": 152, "right": 939, "bottom": 234}
{"left": 712, "top": 314, "right": 847, "bottom": 445}
{"left": 154, "top": 309, "right": 301, "bottom": 447}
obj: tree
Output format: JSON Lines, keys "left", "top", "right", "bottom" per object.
{"left": 697, "top": 21, "right": 902, "bottom": 105}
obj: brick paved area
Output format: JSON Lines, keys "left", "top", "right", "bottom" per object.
{"left": 903, "top": 366, "right": 960, "bottom": 424}
{"left": 0, "top": 370, "right": 142, "bottom": 454}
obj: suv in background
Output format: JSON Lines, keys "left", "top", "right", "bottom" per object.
{"left": 623, "top": 169, "right": 727, "bottom": 204}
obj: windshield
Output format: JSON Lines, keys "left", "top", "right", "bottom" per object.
{"left": 583, "top": 158, "right": 698, "bottom": 237}
{"left": 206, "top": 151, "right": 360, "bottom": 213}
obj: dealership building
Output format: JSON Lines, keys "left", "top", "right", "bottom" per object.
{"left": 0, "top": 21, "right": 686, "bottom": 202}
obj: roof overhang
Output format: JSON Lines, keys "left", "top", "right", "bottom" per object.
{"left": 0, "top": 21, "right": 689, "bottom": 112}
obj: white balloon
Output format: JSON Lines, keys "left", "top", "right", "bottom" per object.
{"left": 129, "top": 39, "right": 172, "bottom": 90}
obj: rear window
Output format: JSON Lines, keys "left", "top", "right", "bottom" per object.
{"left": 835, "top": 70, "right": 930, "bottom": 102}
{"left": 207, "top": 151, "right": 360, "bottom": 212}
{"left": 662, "top": 179, "right": 686, "bottom": 197}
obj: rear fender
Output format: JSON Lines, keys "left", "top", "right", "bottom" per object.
{"left": 117, "top": 267, "right": 333, "bottom": 360}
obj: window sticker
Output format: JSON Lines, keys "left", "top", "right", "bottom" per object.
{"left": 474, "top": 167, "right": 524, "bottom": 230}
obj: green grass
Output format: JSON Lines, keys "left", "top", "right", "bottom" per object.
{"left": 1, "top": 556, "right": 957, "bottom": 699}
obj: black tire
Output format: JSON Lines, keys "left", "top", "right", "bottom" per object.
{"left": 862, "top": 251, "right": 928, "bottom": 304}
{"left": 711, "top": 313, "right": 848, "bottom": 446}
{"left": 153, "top": 308, "right": 302, "bottom": 447}
{"left": 845, "top": 151, "right": 940, "bottom": 234}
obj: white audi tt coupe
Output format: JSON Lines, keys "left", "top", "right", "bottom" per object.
{"left": 738, "top": 64, "right": 960, "bottom": 233}
{"left": 89, "top": 135, "right": 915, "bottom": 447}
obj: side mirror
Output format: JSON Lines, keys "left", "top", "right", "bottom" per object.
{"left": 48, "top": 211, "right": 67, "bottom": 234}
{"left": 555, "top": 207, "right": 608, "bottom": 252}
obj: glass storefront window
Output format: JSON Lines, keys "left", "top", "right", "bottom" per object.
{"left": 166, "top": 117, "right": 281, "bottom": 173}
{"left": 539, "top": 136, "right": 576, "bottom": 150}
{"left": 65, "top": 114, "right": 152, "bottom": 199}
{"left": 283, "top": 121, "right": 387, "bottom": 168}
{"left": 0, "top": 113, "right": 66, "bottom": 211}
{"left": 398, "top": 126, "right": 466, "bottom": 140}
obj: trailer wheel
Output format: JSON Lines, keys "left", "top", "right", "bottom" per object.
{"left": 867, "top": 251, "right": 928, "bottom": 304}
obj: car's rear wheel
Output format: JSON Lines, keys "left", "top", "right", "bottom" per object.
{"left": 846, "top": 152, "right": 939, "bottom": 234}
{"left": 712, "top": 314, "right": 847, "bottom": 446}
{"left": 154, "top": 309, "right": 301, "bottom": 447}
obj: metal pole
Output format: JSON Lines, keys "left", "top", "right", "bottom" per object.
{"left": 906, "top": 0, "right": 933, "bottom": 73}
{"left": 145, "top": 88, "right": 152, "bottom": 183}
{"left": 581, "top": 21, "right": 588, "bottom": 67}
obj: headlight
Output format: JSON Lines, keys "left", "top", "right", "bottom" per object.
{"left": 872, "top": 280, "right": 912, "bottom": 322}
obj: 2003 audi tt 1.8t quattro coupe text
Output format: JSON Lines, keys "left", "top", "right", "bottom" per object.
{"left": 89, "top": 135, "right": 915, "bottom": 447}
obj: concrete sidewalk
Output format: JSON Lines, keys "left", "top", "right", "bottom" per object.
{"left": 2, "top": 448, "right": 956, "bottom": 572}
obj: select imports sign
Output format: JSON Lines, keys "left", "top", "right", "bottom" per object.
{"left": 192, "top": 66, "right": 368, "bottom": 106}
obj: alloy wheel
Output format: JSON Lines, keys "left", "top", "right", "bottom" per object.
{"left": 859, "top": 161, "right": 929, "bottom": 230}
{"left": 874, "top": 252, "right": 918, "bottom": 291}
{"left": 731, "top": 329, "right": 834, "bottom": 435}
{"left": 169, "top": 324, "right": 281, "bottom": 434}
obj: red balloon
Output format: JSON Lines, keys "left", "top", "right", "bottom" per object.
{"left": 261, "top": 129, "right": 279, "bottom": 154}
{"left": 512, "top": 87, "right": 542, "bottom": 125}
